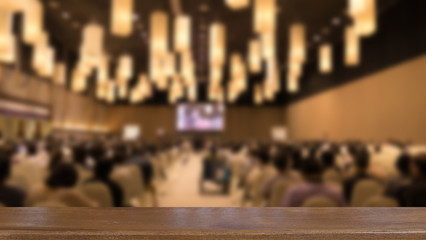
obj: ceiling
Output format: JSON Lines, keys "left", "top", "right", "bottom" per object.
{"left": 33, "top": 0, "right": 405, "bottom": 106}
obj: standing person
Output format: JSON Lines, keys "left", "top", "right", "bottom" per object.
{"left": 0, "top": 156, "right": 26, "bottom": 207}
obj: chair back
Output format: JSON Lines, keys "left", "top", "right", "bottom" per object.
{"left": 362, "top": 196, "right": 399, "bottom": 207}
{"left": 81, "top": 182, "right": 113, "bottom": 207}
{"left": 112, "top": 166, "right": 144, "bottom": 206}
{"left": 351, "top": 179, "right": 384, "bottom": 207}
{"left": 269, "top": 179, "right": 296, "bottom": 207}
{"left": 76, "top": 165, "right": 92, "bottom": 187}
{"left": 302, "top": 197, "right": 338, "bottom": 207}
{"left": 323, "top": 169, "right": 342, "bottom": 186}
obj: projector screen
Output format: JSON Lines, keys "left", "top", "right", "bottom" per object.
{"left": 177, "top": 104, "right": 225, "bottom": 132}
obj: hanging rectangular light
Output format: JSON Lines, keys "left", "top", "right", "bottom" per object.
{"left": 53, "top": 62, "right": 66, "bottom": 85}
{"left": 32, "top": 32, "right": 48, "bottom": 71}
{"left": 0, "top": 34, "right": 15, "bottom": 63}
{"left": 319, "top": 44, "right": 333, "bottom": 74}
{"left": 111, "top": 0, "right": 133, "bottom": 37}
{"left": 248, "top": 39, "right": 262, "bottom": 73}
{"left": 174, "top": 15, "right": 191, "bottom": 53}
{"left": 39, "top": 46, "right": 55, "bottom": 78}
{"left": 345, "top": 26, "right": 360, "bottom": 66}
{"left": 289, "top": 23, "right": 306, "bottom": 64}
{"left": 106, "top": 80, "right": 116, "bottom": 103}
{"left": 225, "top": 0, "right": 249, "bottom": 10}
{"left": 80, "top": 23, "right": 104, "bottom": 68}
{"left": 139, "top": 74, "right": 152, "bottom": 99}
{"left": 261, "top": 32, "right": 276, "bottom": 60}
{"left": 71, "top": 68, "right": 87, "bottom": 93}
{"left": 165, "top": 52, "right": 175, "bottom": 77}
{"left": 351, "top": 0, "right": 377, "bottom": 37}
{"left": 254, "top": 0, "right": 276, "bottom": 34}
{"left": 150, "top": 11, "right": 168, "bottom": 58}
{"left": 253, "top": 83, "right": 263, "bottom": 105}
{"left": 23, "top": 0, "right": 43, "bottom": 45}
{"left": 0, "top": 10, "right": 12, "bottom": 52}
{"left": 187, "top": 84, "right": 197, "bottom": 102}
{"left": 97, "top": 53, "right": 109, "bottom": 82}
{"left": 209, "top": 23, "right": 226, "bottom": 68}
{"left": 117, "top": 54, "right": 133, "bottom": 80}
{"left": 287, "top": 74, "right": 299, "bottom": 93}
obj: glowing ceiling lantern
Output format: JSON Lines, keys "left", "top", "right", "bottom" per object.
{"left": 349, "top": 0, "right": 376, "bottom": 37}
{"left": 169, "top": 75, "right": 183, "bottom": 104}
{"left": 345, "top": 26, "right": 360, "bottom": 66}
{"left": 253, "top": 83, "right": 263, "bottom": 105}
{"left": 209, "top": 23, "right": 226, "bottom": 68}
{"left": 0, "top": 10, "right": 15, "bottom": 63}
{"left": 0, "top": 0, "right": 25, "bottom": 12}
{"left": 111, "top": 0, "right": 133, "bottom": 37}
{"left": 150, "top": 11, "right": 168, "bottom": 58}
{"left": 227, "top": 81, "right": 239, "bottom": 103}
{"left": 0, "top": 34, "right": 15, "bottom": 63}
{"left": 23, "top": 0, "right": 43, "bottom": 45}
{"left": 165, "top": 52, "right": 175, "bottom": 77}
{"left": 139, "top": 74, "right": 152, "bottom": 99}
{"left": 181, "top": 53, "right": 195, "bottom": 86}
{"left": 71, "top": 68, "right": 87, "bottom": 93}
{"left": 261, "top": 32, "right": 276, "bottom": 60}
{"left": 32, "top": 32, "right": 48, "bottom": 71}
{"left": 39, "top": 46, "right": 55, "bottom": 78}
{"left": 96, "top": 80, "right": 108, "bottom": 100}
{"left": 117, "top": 54, "right": 133, "bottom": 80}
{"left": 174, "top": 15, "right": 191, "bottom": 53}
{"left": 253, "top": 0, "right": 276, "bottom": 34}
{"left": 287, "top": 74, "right": 299, "bottom": 93}
{"left": 187, "top": 84, "right": 197, "bottom": 102}
{"left": 248, "top": 39, "right": 262, "bottom": 73}
{"left": 230, "top": 54, "right": 247, "bottom": 93}
{"left": 53, "top": 62, "right": 66, "bottom": 85}
{"left": 319, "top": 44, "right": 333, "bottom": 74}
{"left": 97, "top": 54, "right": 109, "bottom": 82}
{"left": 288, "top": 60, "right": 302, "bottom": 79}
{"left": 106, "top": 80, "right": 116, "bottom": 103}
{"left": 81, "top": 23, "right": 104, "bottom": 68}
{"left": 225, "top": 0, "right": 249, "bottom": 10}
{"left": 289, "top": 23, "right": 306, "bottom": 63}
{"left": 0, "top": 10, "right": 12, "bottom": 51}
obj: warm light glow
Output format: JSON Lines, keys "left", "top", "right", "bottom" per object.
{"left": 287, "top": 71, "right": 299, "bottom": 93}
{"left": 80, "top": 23, "right": 104, "bottom": 68}
{"left": 248, "top": 39, "right": 262, "bottom": 73}
{"left": 0, "top": 0, "right": 27, "bottom": 12}
{"left": 349, "top": 0, "right": 377, "bottom": 37}
{"left": 319, "top": 44, "right": 333, "bottom": 74}
{"left": 289, "top": 23, "right": 306, "bottom": 63}
{"left": 23, "top": 0, "right": 43, "bottom": 44}
{"left": 32, "top": 32, "right": 48, "bottom": 72}
{"left": 345, "top": 26, "right": 360, "bottom": 66}
{"left": 38, "top": 47, "right": 55, "bottom": 78}
{"left": 0, "top": 10, "right": 12, "bottom": 51}
{"left": 97, "top": 53, "right": 109, "bottom": 82}
{"left": 209, "top": 23, "right": 226, "bottom": 68}
{"left": 151, "top": 11, "right": 168, "bottom": 58}
{"left": 174, "top": 15, "right": 191, "bottom": 53}
{"left": 253, "top": 0, "right": 276, "bottom": 34}
{"left": 106, "top": 80, "right": 116, "bottom": 103}
{"left": 53, "top": 63, "right": 66, "bottom": 85}
{"left": 187, "top": 84, "right": 197, "bottom": 102}
{"left": 71, "top": 68, "right": 87, "bottom": 93}
{"left": 165, "top": 52, "right": 175, "bottom": 77}
{"left": 0, "top": 34, "right": 15, "bottom": 63}
{"left": 117, "top": 54, "right": 133, "bottom": 80}
{"left": 111, "top": 0, "right": 133, "bottom": 37}
{"left": 253, "top": 83, "right": 263, "bottom": 105}
{"left": 261, "top": 32, "right": 276, "bottom": 60}
{"left": 225, "top": 0, "right": 250, "bottom": 10}
{"left": 169, "top": 74, "right": 183, "bottom": 104}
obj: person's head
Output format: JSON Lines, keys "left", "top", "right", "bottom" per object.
{"left": 27, "top": 142, "right": 37, "bottom": 156}
{"left": 273, "top": 153, "right": 289, "bottom": 173}
{"left": 49, "top": 149, "right": 63, "bottom": 170}
{"left": 396, "top": 153, "right": 411, "bottom": 176}
{"left": 354, "top": 150, "right": 370, "bottom": 173}
{"left": 0, "top": 157, "right": 11, "bottom": 184}
{"left": 410, "top": 154, "right": 426, "bottom": 178}
{"left": 301, "top": 159, "right": 324, "bottom": 182}
{"left": 321, "top": 151, "right": 336, "bottom": 169}
{"left": 46, "top": 163, "right": 77, "bottom": 189}
{"left": 94, "top": 160, "right": 114, "bottom": 180}
{"left": 255, "top": 148, "right": 270, "bottom": 165}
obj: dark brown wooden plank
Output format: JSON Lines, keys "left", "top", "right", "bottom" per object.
{"left": 0, "top": 208, "right": 424, "bottom": 239}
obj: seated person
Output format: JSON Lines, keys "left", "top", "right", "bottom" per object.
{"left": 87, "top": 159, "right": 123, "bottom": 207}
{"left": 26, "top": 163, "right": 98, "bottom": 207}
{"left": 385, "top": 153, "right": 412, "bottom": 206}
{"left": 403, "top": 154, "right": 426, "bottom": 207}
{"left": 343, "top": 150, "right": 375, "bottom": 202}
{"left": 0, "top": 156, "right": 26, "bottom": 207}
{"left": 263, "top": 152, "right": 301, "bottom": 206}
{"left": 282, "top": 159, "right": 346, "bottom": 207}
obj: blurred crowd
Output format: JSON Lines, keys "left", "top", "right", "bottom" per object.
{"left": 0, "top": 136, "right": 425, "bottom": 207}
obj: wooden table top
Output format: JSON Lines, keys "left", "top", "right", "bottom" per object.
{"left": 0, "top": 208, "right": 424, "bottom": 239}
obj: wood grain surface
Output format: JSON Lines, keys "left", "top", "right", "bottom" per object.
{"left": 0, "top": 208, "right": 424, "bottom": 239}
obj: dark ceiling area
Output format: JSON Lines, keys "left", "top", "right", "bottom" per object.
{"left": 8, "top": 0, "right": 425, "bottom": 106}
